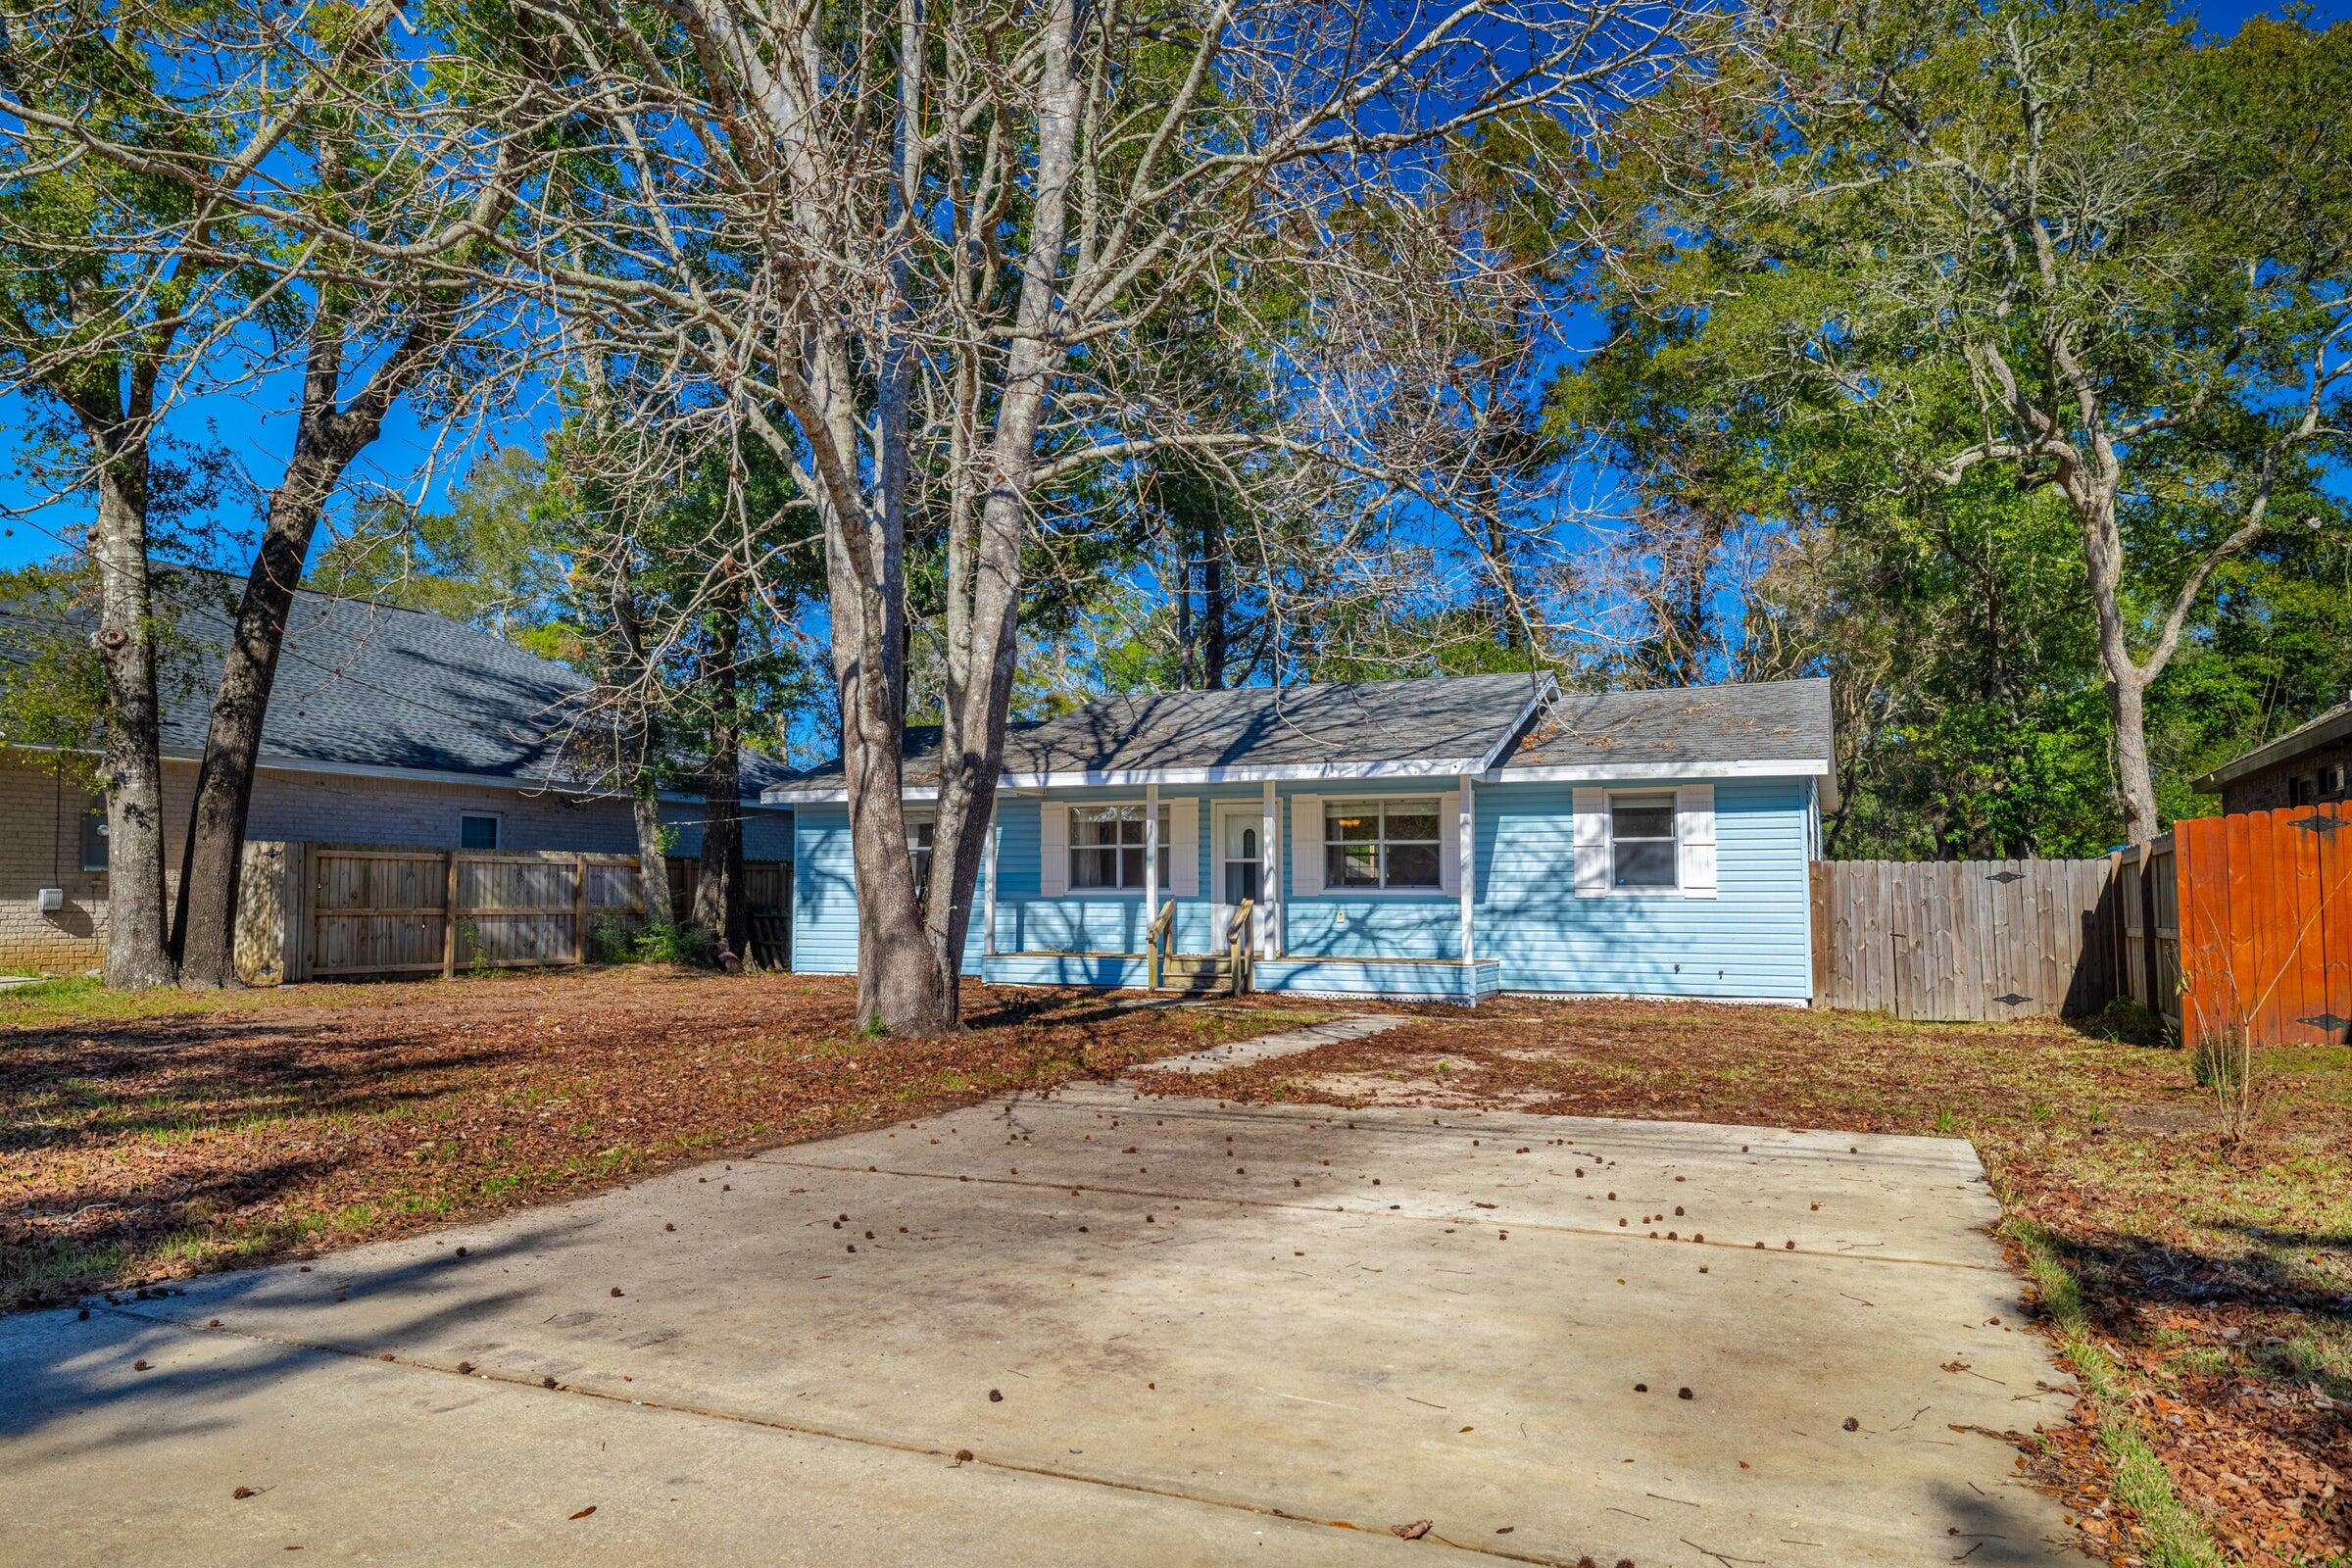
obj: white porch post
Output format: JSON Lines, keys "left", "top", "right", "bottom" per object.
{"left": 1458, "top": 775, "right": 1476, "bottom": 968}
{"left": 1260, "top": 778, "right": 1279, "bottom": 958}
{"left": 1144, "top": 781, "right": 1160, "bottom": 937}
{"left": 982, "top": 810, "right": 999, "bottom": 957}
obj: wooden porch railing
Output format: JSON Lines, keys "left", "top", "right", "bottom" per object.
{"left": 1144, "top": 899, "right": 1174, "bottom": 990}
{"left": 1227, "top": 898, "right": 1254, "bottom": 996}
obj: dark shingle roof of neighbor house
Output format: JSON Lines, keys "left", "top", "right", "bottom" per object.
{"left": 2190, "top": 697, "right": 2352, "bottom": 792}
{"left": 1488, "top": 677, "right": 1836, "bottom": 772}
{"left": 767, "top": 671, "right": 1838, "bottom": 799}
{"left": 3, "top": 570, "right": 789, "bottom": 799}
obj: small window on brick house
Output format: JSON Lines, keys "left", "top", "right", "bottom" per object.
{"left": 458, "top": 812, "right": 502, "bottom": 851}
{"left": 78, "top": 806, "right": 108, "bottom": 872}
{"left": 2328, "top": 763, "right": 2350, "bottom": 801}
{"left": 2288, "top": 774, "right": 2320, "bottom": 808}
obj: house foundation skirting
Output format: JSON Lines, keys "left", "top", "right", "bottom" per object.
{"left": 979, "top": 952, "right": 1502, "bottom": 1004}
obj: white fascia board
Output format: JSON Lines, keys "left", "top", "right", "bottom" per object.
{"left": 1472, "top": 673, "right": 1560, "bottom": 774}
{"left": 1478, "top": 759, "right": 1832, "bottom": 784}
{"left": 761, "top": 757, "right": 1490, "bottom": 805}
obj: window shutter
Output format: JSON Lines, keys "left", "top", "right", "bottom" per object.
{"left": 1437, "top": 788, "right": 1462, "bottom": 897}
{"left": 1168, "top": 798, "right": 1200, "bottom": 898}
{"left": 1039, "top": 804, "right": 1068, "bottom": 898}
{"left": 1573, "top": 787, "right": 1609, "bottom": 899}
{"left": 1677, "top": 783, "right": 1717, "bottom": 899}
{"left": 1292, "top": 793, "right": 1324, "bottom": 897}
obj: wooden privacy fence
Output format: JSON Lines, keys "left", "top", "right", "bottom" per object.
{"left": 230, "top": 843, "right": 798, "bottom": 982}
{"left": 2124, "top": 803, "right": 2351, "bottom": 1047}
{"left": 1811, "top": 858, "right": 2119, "bottom": 1021}
{"left": 298, "top": 846, "right": 648, "bottom": 979}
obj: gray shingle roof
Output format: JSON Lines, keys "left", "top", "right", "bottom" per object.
{"left": 1489, "top": 677, "right": 1835, "bottom": 773}
{"left": 767, "top": 671, "right": 1838, "bottom": 800}
{"left": 2190, "top": 697, "right": 2352, "bottom": 792}
{"left": 770, "top": 673, "right": 1553, "bottom": 795}
{"left": 5, "top": 570, "right": 789, "bottom": 799}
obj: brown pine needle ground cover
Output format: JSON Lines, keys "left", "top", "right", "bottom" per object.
{"left": 0, "top": 968, "right": 1298, "bottom": 1313}
{"left": 1140, "top": 1000, "right": 2352, "bottom": 1568}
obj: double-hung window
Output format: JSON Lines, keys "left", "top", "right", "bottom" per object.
{"left": 1069, "top": 805, "right": 1171, "bottom": 892}
{"left": 907, "top": 816, "right": 936, "bottom": 892}
{"left": 1323, "top": 800, "right": 1442, "bottom": 890}
{"left": 1608, "top": 793, "right": 1678, "bottom": 890}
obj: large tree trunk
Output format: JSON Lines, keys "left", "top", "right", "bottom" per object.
{"left": 2107, "top": 670, "right": 2159, "bottom": 849}
{"left": 909, "top": 0, "right": 1082, "bottom": 1033}
{"left": 173, "top": 316, "right": 434, "bottom": 986}
{"left": 1201, "top": 502, "right": 1228, "bottom": 692}
{"left": 689, "top": 588, "right": 747, "bottom": 958}
{"left": 86, "top": 456, "right": 177, "bottom": 990}
{"left": 607, "top": 558, "right": 671, "bottom": 919}
{"left": 171, "top": 485, "right": 316, "bottom": 987}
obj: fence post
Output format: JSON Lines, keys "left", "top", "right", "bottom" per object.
{"left": 573, "top": 856, "right": 589, "bottom": 964}
{"left": 442, "top": 851, "right": 459, "bottom": 979}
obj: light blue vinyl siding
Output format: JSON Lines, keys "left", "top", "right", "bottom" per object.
{"left": 790, "top": 802, "right": 983, "bottom": 976}
{"left": 1278, "top": 780, "right": 1463, "bottom": 960}
{"left": 1255, "top": 956, "right": 1500, "bottom": 1003}
{"left": 798, "top": 774, "right": 1815, "bottom": 1001}
{"left": 1472, "top": 777, "right": 1813, "bottom": 999}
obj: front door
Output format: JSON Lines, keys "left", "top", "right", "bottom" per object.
{"left": 1214, "top": 804, "right": 1263, "bottom": 954}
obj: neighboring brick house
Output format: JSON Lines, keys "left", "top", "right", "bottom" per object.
{"left": 0, "top": 580, "right": 791, "bottom": 975}
{"left": 2190, "top": 698, "right": 2352, "bottom": 815}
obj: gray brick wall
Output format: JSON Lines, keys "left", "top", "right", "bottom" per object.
{"left": 0, "top": 760, "right": 792, "bottom": 974}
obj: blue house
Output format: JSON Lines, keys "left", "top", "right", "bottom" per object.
{"left": 763, "top": 673, "right": 1834, "bottom": 1004}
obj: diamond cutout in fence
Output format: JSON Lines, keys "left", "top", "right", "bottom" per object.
{"left": 2288, "top": 811, "right": 2343, "bottom": 837}
{"left": 1985, "top": 870, "right": 2026, "bottom": 883}
{"left": 2297, "top": 1012, "right": 2351, "bottom": 1033}
{"left": 1993, "top": 993, "right": 2033, "bottom": 1007}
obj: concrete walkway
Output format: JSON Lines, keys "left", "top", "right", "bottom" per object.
{"left": 3, "top": 1019, "right": 2077, "bottom": 1566}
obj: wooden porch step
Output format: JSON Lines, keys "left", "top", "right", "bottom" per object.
{"left": 1157, "top": 954, "right": 1236, "bottom": 993}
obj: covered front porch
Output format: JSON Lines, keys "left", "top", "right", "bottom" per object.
{"left": 971, "top": 775, "right": 1493, "bottom": 1004}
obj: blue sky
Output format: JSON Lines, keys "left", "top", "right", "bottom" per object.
{"left": 0, "top": 0, "right": 2336, "bottom": 580}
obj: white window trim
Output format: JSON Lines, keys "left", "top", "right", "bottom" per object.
{"left": 1061, "top": 801, "right": 1173, "bottom": 896}
{"left": 906, "top": 811, "right": 936, "bottom": 891}
{"left": 1321, "top": 797, "right": 1446, "bottom": 893}
{"left": 1604, "top": 790, "right": 1681, "bottom": 897}
{"left": 457, "top": 810, "right": 504, "bottom": 851}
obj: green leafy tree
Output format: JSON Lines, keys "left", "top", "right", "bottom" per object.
{"left": 1583, "top": 0, "right": 2352, "bottom": 843}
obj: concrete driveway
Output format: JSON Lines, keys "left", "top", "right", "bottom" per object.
{"left": 3, "top": 1022, "right": 2077, "bottom": 1566}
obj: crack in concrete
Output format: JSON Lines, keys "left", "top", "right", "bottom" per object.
{"left": 90, "top": 1301, "right": 1592, "bottom": 1567}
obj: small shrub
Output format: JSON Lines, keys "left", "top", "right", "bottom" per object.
{"left": 591, "top": 918, "right": 719, "bottom": 968}
{"left": 2189, "top": 1024, "right": 2258, "bottom": 1145}
{"left": 2189, "top": 1030, "right": 2244, "bottom": 1091}
{"left": 2093, "top": 997, "right": 2169, "bottom": 1049}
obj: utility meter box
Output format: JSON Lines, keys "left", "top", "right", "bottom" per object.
{"left": 35, "top": 887, "right": 64, "bottom": 913}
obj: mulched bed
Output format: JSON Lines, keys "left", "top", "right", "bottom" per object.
{"left": 1141, "top": 999, "right": 2352, "bottom": 1568}
{"left": 0, "top": 968, "right": 1291, "bottom": 1311}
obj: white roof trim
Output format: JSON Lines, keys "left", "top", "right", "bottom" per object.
{"left": 761, "top": 756, "right": 1492, "bottom": 804}
{"left": 765, "top": 754, "right": 1830, "bottom": 804}
{"left": 1479, "top": 759, "right": 1832, "bottom": 784}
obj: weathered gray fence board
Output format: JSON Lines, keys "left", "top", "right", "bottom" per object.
{"left": 1813, "top": 858, "right": 2118, "bottom": 1021}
